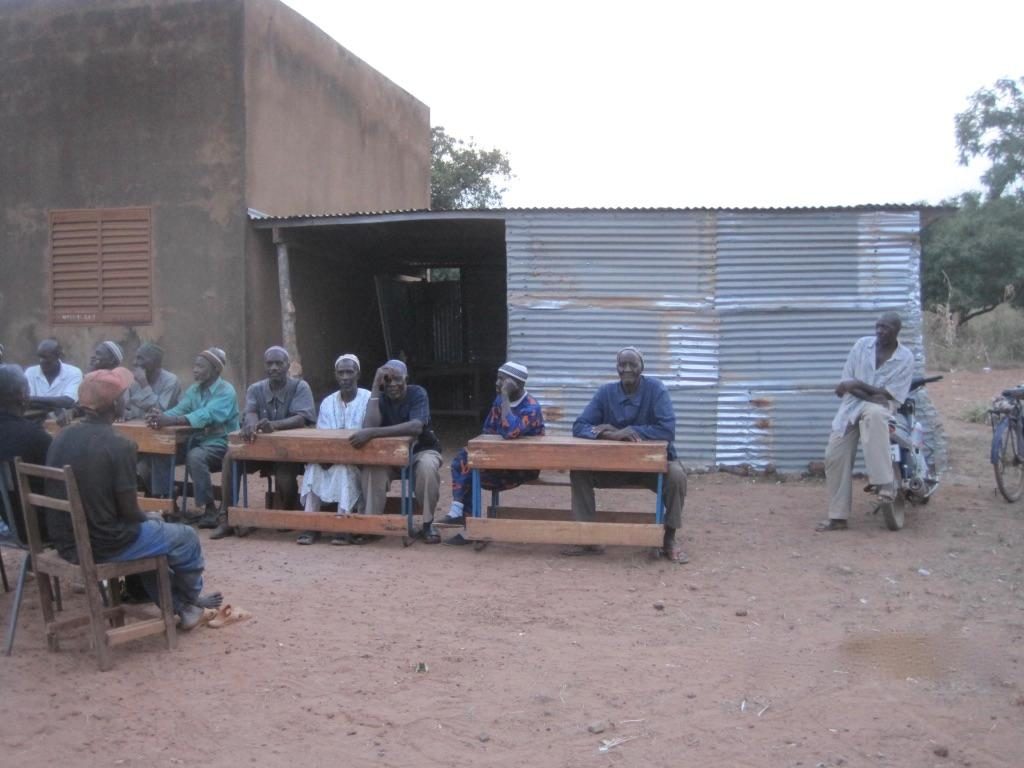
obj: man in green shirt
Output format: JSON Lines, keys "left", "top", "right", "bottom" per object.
{"left": 147, "top": 347, "right": 239, "bottom": 533}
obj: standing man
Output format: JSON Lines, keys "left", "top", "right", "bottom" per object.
{"left": 46, "top": 367, "right": 220, "bottom": 630}
{"left": 25, "top": 339, "right": 82, "bottom": 422}
{"left": 440, "top": 362, "right": 545, "bottom": 541}
{"left": 351, "top": 360, "right": 443, "bottom": 543}
{"left": 125, "top": 343, "right": 181, "bottom": 421}
{"left": 569, "top": 347, "right": 688, "bottom": 563}
{"left": 819, "top": 312, "right": 914, "bottom": 531}
{"left": 240, "top": 346, "right": 316, "bottom": 512}
{"left": 147, "top": 347, "right": 239, "bottom": 537}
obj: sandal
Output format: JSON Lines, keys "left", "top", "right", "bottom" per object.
{"left": 330, "top": 533, "right": 350, "bottom": 546}
{"left": 206, "top": 604, "right": 252, "bottom": 629}
{"left": 420, "top": 528, "right": 441, "bottom": 544}
{"left": 295, "top": 531, "right": 320, "bottom": 545}
{"left": 662, "top": 545, "right": 689, "bottom": 564}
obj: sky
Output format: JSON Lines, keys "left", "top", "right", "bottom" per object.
{"left": 281, "top": 0, "right": 1023, "bottom": 209}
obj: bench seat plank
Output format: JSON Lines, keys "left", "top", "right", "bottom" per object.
{"left": 465, "top": 517, "right": 663, "bottom": 547}
{"left": 228, "top": 507, "right": 419, "bottom": 536}
{"left": 486, "top": 506, "right": 656, "bottom": 525}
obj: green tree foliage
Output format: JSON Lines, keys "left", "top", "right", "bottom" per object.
{"left": 922, "top": 193, "right": 1024, "bottom": 325}
{"left": 431, "top": 126, "right": 512, "bottom": 209}
{"left": 955, "top": 77, "right": 1024, "bottom": 200}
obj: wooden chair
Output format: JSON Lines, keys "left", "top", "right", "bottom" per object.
{"left": 1, "top": 460, "right": 63, "bottom": 656}
{"left": 14, "top": 459, "right": 177, "bottom": 671}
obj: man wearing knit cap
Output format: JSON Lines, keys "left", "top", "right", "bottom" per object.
{"left": 351, "top": 359, "right": 443, "bottom": 543}
{"left": 239, "top": 345, "right": 315, "bottom": 515}
{"left": 148, "top": 347, "right": 239, "bottom": 535}
{"left": 569, "top": 347, "right": 689, "bottom": 563}
{"left": 439, "top": 362, "right": 545, "bottom": 541}
{"left": 25, "top": 339, "right": 82, "bottom": 422}
{"left": 46, "top": 367, "right": 220, "bottom": 630}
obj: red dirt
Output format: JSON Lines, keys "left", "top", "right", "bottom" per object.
{"left": 2, "top": 369, "right": 1023, "bottom": 767}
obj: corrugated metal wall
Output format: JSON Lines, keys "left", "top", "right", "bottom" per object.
{"left": 505, "top": 209, "right": 928, "bottom": 473}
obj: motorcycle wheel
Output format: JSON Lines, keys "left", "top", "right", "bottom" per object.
{"left": 881, "top": 461, "right": 905, "bottom": 531}
{"left": 993, "top": 423, "right": 1024, "bottom": 503}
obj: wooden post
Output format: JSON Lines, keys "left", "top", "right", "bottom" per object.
{"left": 273, "top": 228, "right": 302, "bottom": 377}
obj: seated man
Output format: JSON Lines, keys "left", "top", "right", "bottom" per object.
{"left": 298, "top": 353, "right": 371, "bottom": 545}
{"left": 240, "top": 345, "right": 315, "bottom": 515}
{"left": 819, "top": 312, "right": 914, "bottom": 531}
{"left": 126, "top": 343, "right": 182, "bottom": 420}
{"left": 569, "top": 347, "right": 688, "bottom": 563}
{"left": 25, "top": 338, "right": 82, "bottom": 423}
{"left": 45, "top": 367, "right": 220, "bottom": 630}
{"left": 147, "top": 347, "right": 239, "bottom": 538}
{"left": 89, "top": 340, "right": 125, "bottom": 372}
{"left": 0, "top": 364, "right": 53, "bottom": 541}
{"left": 439, "top": 362, "right": 545, "bottom": 543}
{"left": 351, "top": 360, "right": 442, "bottom": 543}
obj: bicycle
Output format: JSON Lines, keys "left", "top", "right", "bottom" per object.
{"left": 989, "top": 387, "right": 1024, "bottom": 502}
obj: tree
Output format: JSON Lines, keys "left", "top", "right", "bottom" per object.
{"left": 922, "top": 192, "right": 1024, "bottom": 326}
{"left": 430, "top": 126, "right": 512, "bottom": 209}
{"left": 955, "top": 77, "right": 1024, "bottom": 200}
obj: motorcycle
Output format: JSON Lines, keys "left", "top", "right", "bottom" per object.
{"left": 879, "top": 374, "right": 942, "bottom": 530}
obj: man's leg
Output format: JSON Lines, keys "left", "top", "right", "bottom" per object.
{"left": 187, "top": 442, "right": 226, "bottom": 511}
{"left": 824, "top": 426, "right": 860, "bottom": 524}
{"left": 107, "top": 520, "right": 206, "bottom": 620}
{"left": 273, "top": 463, "right": 300, "bottom": 510}
{"left": 444, "top": 448, "right": 471, "bottom": 521}
{"left": 360, "top": 465, "right": 396, "bottom": 515}
{"left": 413, "top": 450, "right": 442, "bottom": 526}
{"left": 859, "top": 403, "right": 895, "bottom": 495}
{"left": 570, "top": 470, "right": 599, "bottom": 522}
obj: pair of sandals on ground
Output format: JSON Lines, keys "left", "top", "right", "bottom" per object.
{"left": 816, "top": 481, "right": 896, "bottom": 532}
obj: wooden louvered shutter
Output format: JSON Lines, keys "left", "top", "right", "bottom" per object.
{"left": 50, "top": 208, "right": 152, "bottom": 324}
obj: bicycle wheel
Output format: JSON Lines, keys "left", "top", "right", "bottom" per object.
{"left": 881, "top": 461, "right": 905, "bottom": 531}
{"left": 994, "top": 420, "right": 1024, "bottom": 502}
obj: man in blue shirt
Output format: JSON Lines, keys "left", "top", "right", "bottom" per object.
{"left": 351, "top": 360, "right": 443, "bottom": 543}
{"left": 570, "top": 347, "right": 688, "bottom": 563}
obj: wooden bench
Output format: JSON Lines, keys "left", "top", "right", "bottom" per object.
{"left": 464, "top": 435, "right": 667, "bottom": 547}
{"left": 224, "top": 428, "right": 417, "bottom": 537}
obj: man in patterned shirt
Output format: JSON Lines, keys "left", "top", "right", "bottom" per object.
{"left": 439, "top": 362, "right": 545, "bottom": 541}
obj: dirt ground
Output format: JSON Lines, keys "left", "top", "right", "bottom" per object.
{"left": 2, "top": 369, "right": 1023, "bottom": 768}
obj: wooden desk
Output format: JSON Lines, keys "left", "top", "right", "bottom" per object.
{"left": 224, "top": 429, "right": 416, "bottom": 537}
{"left": 465, "top": 435, "right": 668, "bottom": 547}
{"left": 45, "top": 420, "right": 193, "bottom": 514}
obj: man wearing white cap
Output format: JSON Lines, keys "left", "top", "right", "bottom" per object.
{"left": 439, "top": 362, "right": 545, "bottom": 539}
{"left": 351, "top": 359, "right": 443, "bottom": 543}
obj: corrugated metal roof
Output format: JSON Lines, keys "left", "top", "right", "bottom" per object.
{"left": 248, "top": 203, "right": 949, "bottom": 225}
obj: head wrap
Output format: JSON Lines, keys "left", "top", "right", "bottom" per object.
{"left": 265, "top": 345, "right": 290, "bottom": 361}
{"left": 617, "top": 346, "right": 645, "bottom": 370}
{"left": 334, "top": 353, "right": 360, "bottom": 371}
{"left": 384, "top": 359, "right": 408, "bottom": 378}
{"left": 498, "top": 361, "right": 529, "bottom": 384}
{"left": 100, "top": 340, "right": 124, "bottom": 363}
{"left": 199, "top": 347, "right": 226, "bottom": 373}
{"left": 78, "top": 367, "right": 133, "bottom": 411}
